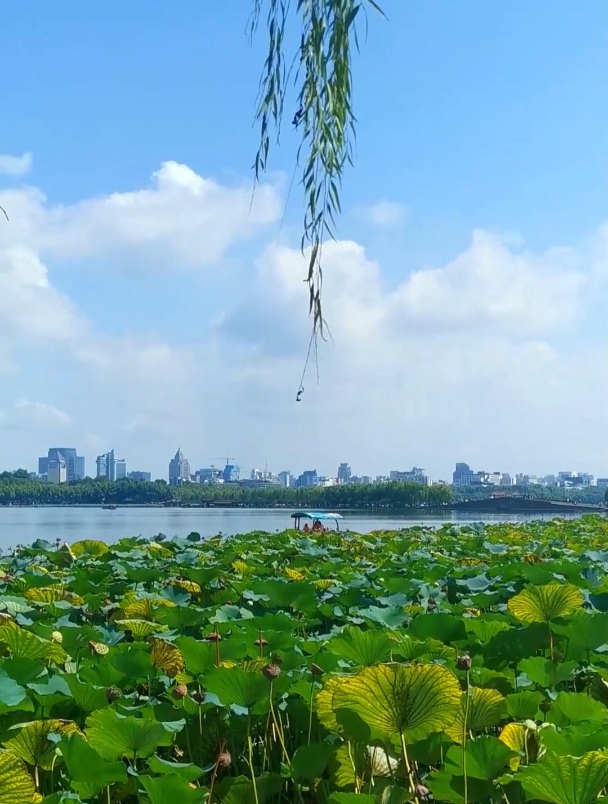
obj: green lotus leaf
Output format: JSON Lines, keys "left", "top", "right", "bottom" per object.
{"left": 0, "top": 623, "right": 67, "bottom": 664}
{"left": 519, "top": 657, "right": 578, "bottom": 688}
{"left": 25, "top": 586, "right": 84, "bottom": 606}
{"left": 85, "top": 709, "right": 174, "bottom": 760}
{"left": 332, "top": 663, "right": 461, "bottom": 744}
{"left": 60, "top": 734, "right": 127, "bottom": 795}
{"left": 147, "top": 755, "right": 204, "bottom": 782}
{"left": 64, "top": 675, "right": 109, "bottom": 713}
{"left": 204, "top": 666, "right": 271, "bottom": 713}
{"left": 465, "top": 618, "right": 512, "bottom": 644}
{"left": 444, "top": 735, "right": 514, "bottom": 780}
{"left": 174, "top": 636, "right": 216, "bottom": 676}
{"left": 546, "top": 692, "right": 608, "bottom": 727}
{"left": 408, "top": 613, "right": 467, "bottom": 643}
{"left": 0, "top": 751, "right": 36, "bottom": 804}
{"left": 327, "top": 795, "right": 376, "bottom": 804}
{"left": 3, "top": 719, "right": 80, "bottom": 769}
{"left": 505, "top": 691, "right": 543, "bottom": 720}
{"left": 212, "top": 773, "right": 283, "bottom": 804}
{"left": 327, "top": 627, "right": 392, "bottom": 666}
{"left": 446, "top": 687, "right": 506, "bottom": 743}
{"left": 0, "top": 672, "right": 27, "bottom": 709}
{"left": 391, "top": 634, "right": 453, "bottom": 663}
{"left": 316, "top": 676, "right": 343, "bottom": 733}
{"left": 426, "top": 768, "right": 493, "bottom": 804}
{"left": 289, "top": 743, "right": 334, "bottom": 782}
{"left": 508, "top": 583, "right": 583, "bottom": 624}
{"left": 518, "top": 751, "right": 608, "bottom": 804}
{"left": 540, "top": 724, "right": 608, "bottom": 757}
{"left": 139, "top": 774, "right": 205, "bottom": 804}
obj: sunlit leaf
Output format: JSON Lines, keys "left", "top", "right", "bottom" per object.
{"left": 115, "top": 619, "right": 166, "bottom": 639}
{"left": 446, "top": 688, "right": 506, "bottom": 743}
{"left": 3, "top": 719, "right": 80, "bottom": 769}
{"left": 0, "top": 623, "right": 67, "bottom": 664}
{"left": 508, "top": 583, "right": 583, "bottom": 624}
{"left": 150, "top": 639, "right": 185, "bottom": 677}
{"left": 332, "top": 663, "right": 461, "bottom": 743}
{"left": 518, "top": 751, "right": 608, "bottom": 804}
{"left": 86, "top": 709, "right": 174, "bottom": 761}
{"left": 0, "top": 752, "right": 36, "bottom": 804}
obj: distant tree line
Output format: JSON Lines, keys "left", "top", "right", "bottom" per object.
{"left": 0, "top": 471, "right": 603, "bottom": 508}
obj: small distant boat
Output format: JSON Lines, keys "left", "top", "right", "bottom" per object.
{"left": 290, "top": 511, "right": 343, "bottom": 532}
{"left": 102, "top": 504, "right": 117, "bottom": 510}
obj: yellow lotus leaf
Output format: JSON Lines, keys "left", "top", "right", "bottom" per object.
{"left": 150, "top": 639, "right": 185, "bottom": 677}
{"left": 285, "top": 567, "right": 305, "bottom": 581}
{"left": 508, "top": 583, "right": 583, "bottom": 624}
{"left": 25, "top": 586, "right": 84, "bottom": 606}
{"left": 446, "top": 687, "right": 506, "bottom": 743}
{"left": 0, "top": 752, "right": 36, "bottom": 804}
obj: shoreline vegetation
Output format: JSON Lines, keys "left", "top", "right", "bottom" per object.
{"left": 0, "top": 474, "right": 605, "bottom": 511}
{"left": 1, "top": 518, "right": 608, "bottom": 802}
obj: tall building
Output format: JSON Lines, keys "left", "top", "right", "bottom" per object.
{"left": 296, "top": 469, "right": 318, "bottom": 488}
{"left": 278, "top": 471, "right": 292, "bottom": 488}
{"left": 390, "top": 467, "right": 431, "bottom": 485}
{"left": 337, "top": 463, "right": 352, "bottom": 484}
{"left": 96, "top": 449, "right": 126, "bottom": 481}
{"left": 169, "top": 448, "right": 190, "bottom": 487}
{"left": 39, "top": 448, "right": 85, "bottom": 483}
{"left": 128, "top": 471, "right": 151, "bottom": 482}
{"left": 223, "top": 463, "right": 239, "bottom": 482}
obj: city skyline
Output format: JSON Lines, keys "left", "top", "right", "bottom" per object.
{"left": 24, "top": 444, "right": 608, "bottom": 489}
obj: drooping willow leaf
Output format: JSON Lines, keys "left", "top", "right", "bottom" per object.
{"left": 250, "top": 0, "right": 386, "bottom": 341}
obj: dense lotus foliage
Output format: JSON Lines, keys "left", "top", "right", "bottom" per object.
{"left": 1, "top": 518, "right": 608, "bottom": 803}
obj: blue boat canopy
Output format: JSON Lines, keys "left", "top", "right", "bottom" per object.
{"left": 290, "top": 511, "right": 342, "bottom": 521}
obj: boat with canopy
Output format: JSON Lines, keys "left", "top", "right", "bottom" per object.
{"left": 290, "top": 511, "right": 343, "bottom": 531}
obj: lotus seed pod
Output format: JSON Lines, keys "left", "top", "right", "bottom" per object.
{"left": 262, "top": 664, "right": 281, "bottom": 680}
{"left": 206, "top": 632, "right": 222, "bottom": 642}
{"left": 191, "top": 690, "right": 206, "bottom": 704}
{"left": 106, "top": 687, "right": 122, "bottom": 703}
{"left": 51, "top": 631, "right": 63, "bottom": 643}
{"left": 217, "top": 750, "right": 232, "bottom": 768}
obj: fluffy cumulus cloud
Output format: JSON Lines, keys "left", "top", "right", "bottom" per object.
{"left": 0, "top": 155, "right": 605, "bottom": 480}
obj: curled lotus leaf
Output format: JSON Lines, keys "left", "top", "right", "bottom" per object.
{"left": 114, "top": 619, "right": 167, "bottom": 639}
{"left": 316, "top": 676, "right": 344, "bottom": 733}
{"left": 285, "top": 567, "right": 306, "bottom": 581}
{"left": 150, "top": 638, "right": 186, "bottom": 677}
{"left": 231, "top": 560, "right": 251, "bottom": 575}
{"left": 508, "top": 583, "right": 583, "bottom": 624}
{"left": 332, "top": 662, "right": 461, "bottom": 743}
{"left": 167, "top": 579, "right": 201, "bottom": 595}
{"left": 70, "top": 540, "right": 109, "bottom": 557}
{"left": 499, "top": 723, "right": 538, "bottom": 770}
{"left": 0, "top": 622, "right": 67, "bottom": 664}
{"left": 25, "top": 586, "right": 84, "bottom": 606}
{"left": 446, "top": 687, "right": 506, "bottom": 743}
{"left": 121, "top": 597, "right": 176, "bottom": 620}
{"left": 3, "top": 719, "right": 80, "bottom": 769}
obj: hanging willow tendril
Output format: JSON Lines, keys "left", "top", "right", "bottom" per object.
{"left": 249, "top": 0, "right": 386, "bottom": 346}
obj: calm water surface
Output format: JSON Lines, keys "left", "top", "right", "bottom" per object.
{"left": 0, "top": 506, "right": 585, "bottom": 548}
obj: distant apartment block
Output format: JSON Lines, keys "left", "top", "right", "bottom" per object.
{"left": 39, "top": 448, "right": 85, "bottom": 484}
{"left": 597, "top": 479, "right": 608, "bottom": 488}
{"left": 169, "top": 448, "right": 190, "bottom": 487}
{"left": 337, "top": 463, "right": 352, "bottom": 484}
{"left": 127, "top": 471, "right": 151, "bottom": 482}
{"left": 96, "top": 449, "right": 126, "bottom": 481}
{"left": 296, "top": 469, "right": 318, "bottom": 488}
{"left": 277, "top": 471, "right": 292, "bottom": 488}
{"left": 390, "top": 467, "right": 431, "bottom": 485}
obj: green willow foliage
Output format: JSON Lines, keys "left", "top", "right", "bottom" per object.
{"left": 250, "top": 0, "right": 385, "bottom": 338}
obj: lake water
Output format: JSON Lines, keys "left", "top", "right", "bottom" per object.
{"left": 0, "top": 506, "right": 585, "bottom": 549}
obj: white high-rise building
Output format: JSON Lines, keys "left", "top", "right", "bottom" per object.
{"left": 169, "top": 448, "right": 190, "bottom": 487}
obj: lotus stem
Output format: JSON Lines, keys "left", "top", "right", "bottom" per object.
{"left": 400, "top": 733, "right": 420, "bottom": 804}
{"left": 463, "top": 670, "right": 470, "bottom": 804}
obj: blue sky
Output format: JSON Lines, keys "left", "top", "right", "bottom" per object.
{"left": 0, "top": 0, "right": 606, "bottom": 480}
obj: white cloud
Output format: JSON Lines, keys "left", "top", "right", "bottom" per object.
{"left": 361, "top": 199, "right": 408, "bottom": 228}
{"left": 9, "top": 400, "right": 71, "bottom": 428}
{"left": 0, "top": 152, "right": 33, "bottom": 177}
{"left": 41, "top": 161, "right": 282, "bottom": 270}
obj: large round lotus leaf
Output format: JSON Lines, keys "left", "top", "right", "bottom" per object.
{"left": 85, "top": 709, "right": 174, "bottom": 761}
{"left": 507, "top": 583, "right": 583, "bottom": 624}
{"left": 518, "top": 751, "right": 608, "bottom": 804}
{"left": 0, "top": 752, "right": 36, "bottom": 804}
{"left": 332, "top": 663, "right": 461, "bottom": 743}
{"left": 70, "top": 539, "right": 110, "bottom": 557}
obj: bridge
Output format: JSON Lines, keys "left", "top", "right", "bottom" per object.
{"left": 450, "top": 497, "right": 606, "bottom": 514}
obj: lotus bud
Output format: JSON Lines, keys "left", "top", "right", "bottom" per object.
{"left": 191, "top": 690, "right": 206, "bottom": 704}
{"left": 524, "top": 719, "right": 537, "bottom": 731}
{"left": 172, "top": 684, "right": 188, "bottom": 699}
{"left": 415, "top": 783, "right": 430, "bottom": 799}
{"left": 456, "top": 653, "right": 472, "bottom": 671}
{"left": 262, "top": 664, "right": 281, "bottom": 680}
{"left": 106, "top": 686, "right": 122, "bottom": 703}
{"left": 51, "top": 631, "right": 63, "bottom": 644}
{"left": 217, "top": 750, "right": 232, "bottom": 768}
{"left": 205, "top": 632, "right": 222, "bottom": 642}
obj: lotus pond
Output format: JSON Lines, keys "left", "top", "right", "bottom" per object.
{"left": 2, "top": 518, "right": 608, "bottom": 804}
